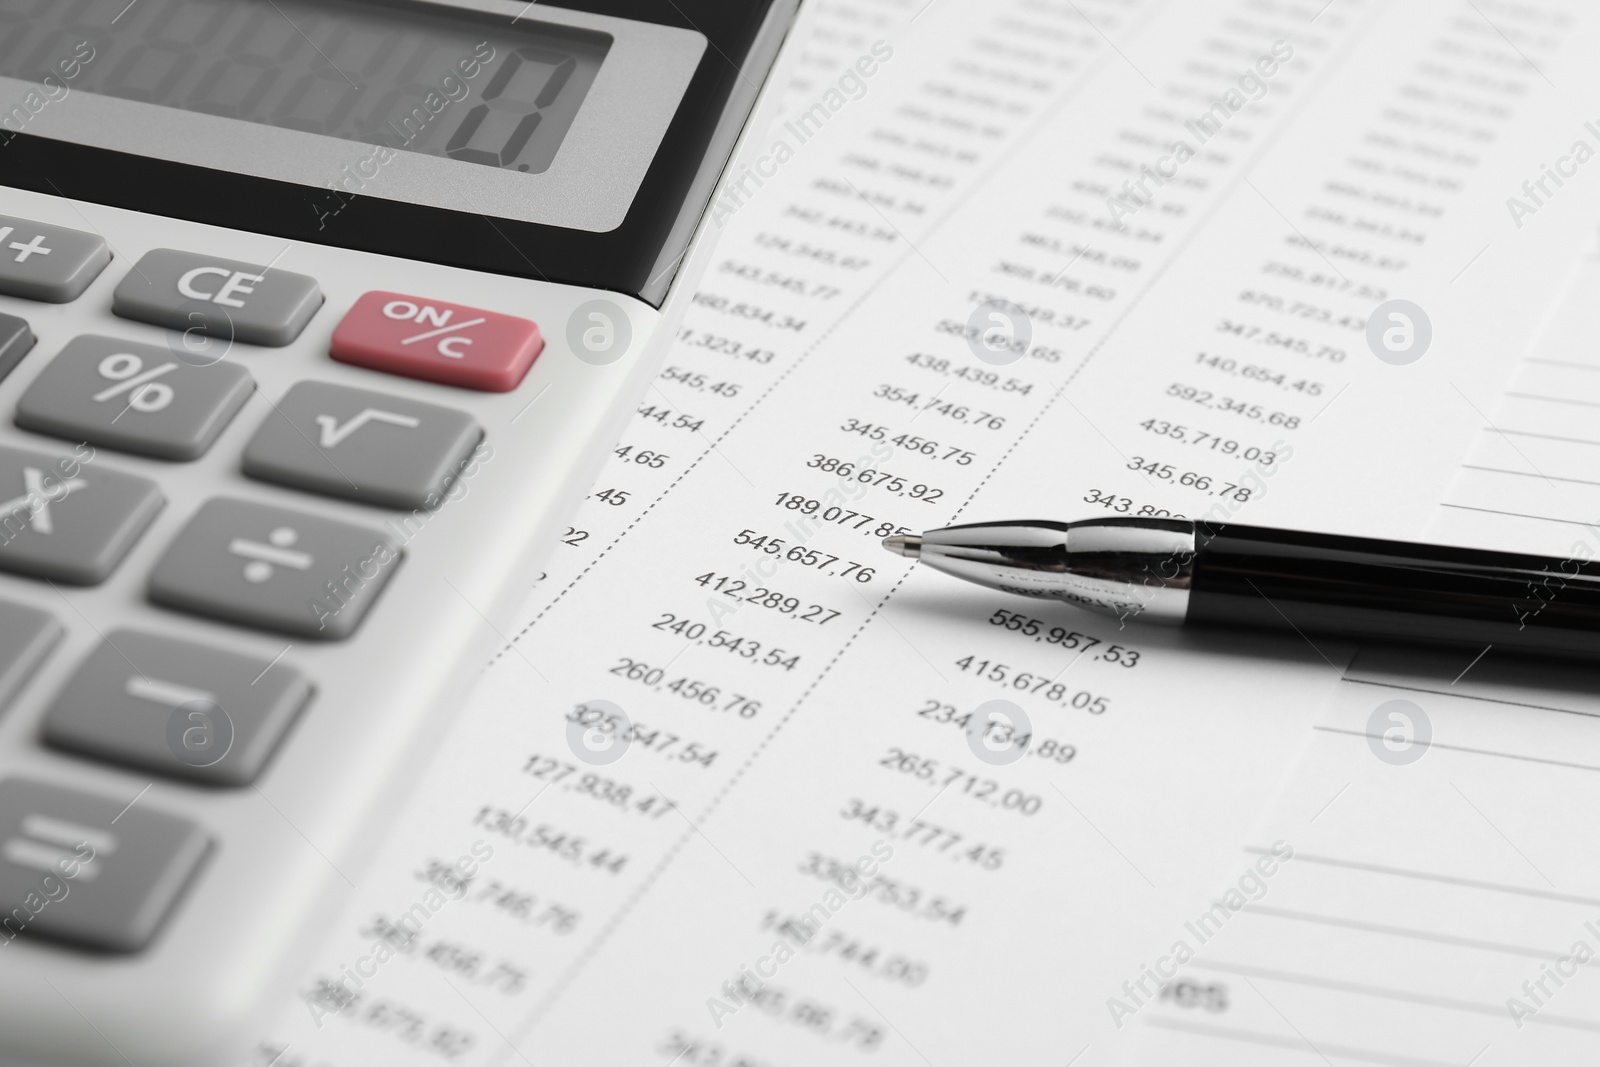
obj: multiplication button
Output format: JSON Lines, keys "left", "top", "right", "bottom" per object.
{"left": 113, "top": 249, "right": 322, "bottom": 347}
{"left": 0, "top": 215, "right": 110, "bottom": 302}
{"left": 0, "top": 446, "right": 163, "bottom": 585}
{"left": 16, "top": 335, "right": 254, "bottom": 460}
{"left": 148, "top": 498, "right": 402, "bottom": 639}
{"left": 243, "top": 381, "right": 482, "bottom": 509}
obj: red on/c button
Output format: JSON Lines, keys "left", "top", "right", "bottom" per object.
{"left": 330, "top": 291, "right": 543, "bottom": 392}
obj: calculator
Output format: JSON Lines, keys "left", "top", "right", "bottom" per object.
{"left": 0, "top": 0, "right": 801, "bottom": 1063}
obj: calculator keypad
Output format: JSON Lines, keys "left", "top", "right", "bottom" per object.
{"left": 330, "top": 290, "right": 543, "bottom": 392}
{"left": 42, "top": 631, "right": 313, "bottom": 787}
{"left": 242, "top": 381, "right": 483, "bottom": 510}
{"left": 0, "top": 215, "right": 110, "bottom": 303}
{"left": 0, "top": 447, "right": 163, "bottom": 585}
{"left": 0, "top": 218, "right": 545, "bottom": 974}
{"left": 0, "top": 313, "right": 32, "bottom": 383}
{"left": 16, "top": 335, "right": 255, "bottom": 460}
{"left": 147, "top": 498, "right": 402, "bottom": 639}
{"left": 113, "top": 249, "right": 323, "bottom": 347}
{"left": 0, "top": 599, "right": 59, "bottom": 710}
{"left": 0, "top": 778, "right": 210, "bottom": 953}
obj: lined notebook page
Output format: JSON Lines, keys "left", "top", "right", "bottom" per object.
{"left": 1439, "top": 254, "right": 1600, "bottom": 553}
{"left": 1134, "top": 646, "right": 1600, "bottom": 1064}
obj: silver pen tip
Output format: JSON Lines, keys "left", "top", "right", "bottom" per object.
{"left": 882, "top": 534, "right": 922, "bottom": 558}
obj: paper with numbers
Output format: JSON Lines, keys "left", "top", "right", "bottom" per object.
{"left": 255, "top": 0, "right": 1600, "bottom": 1064}
{"left": 1133, "top": 201, "right": 1600, "bottom": 1064}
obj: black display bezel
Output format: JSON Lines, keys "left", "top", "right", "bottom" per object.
{"left": 0, "top": 0, "right": 789, "bottom": 307}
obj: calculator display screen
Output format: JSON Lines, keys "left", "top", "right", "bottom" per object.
{"left": 0, "top": 0, "right": 610, "bottom": 176}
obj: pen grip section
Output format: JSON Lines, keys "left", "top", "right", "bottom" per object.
{"left": 1187, "top": 523, "right": 1600, "bottom": 656}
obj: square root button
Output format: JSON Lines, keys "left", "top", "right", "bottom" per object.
{"left": 331, "top": 291, "right": 542, "bottom": 392}
{"left": 149, "top": 498, "right": 402, "bottom": 640}
{"left": 243, "top": 381, "right": 482, "bottom": 510}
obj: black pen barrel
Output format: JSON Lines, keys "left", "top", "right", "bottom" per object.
{"left": 1188, "top": 523, "right": 1600, "bottom": 657}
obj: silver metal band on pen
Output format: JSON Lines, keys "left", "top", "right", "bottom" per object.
{"left": 884, "top": 519, "right": 1196, "bottom": 623}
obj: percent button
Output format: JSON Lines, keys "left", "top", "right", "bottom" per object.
{"left": 16, "top": 335, "right": 254, "bottom": 460}
{"left": 331, "top": 291, "right": 544, "bottom": 392}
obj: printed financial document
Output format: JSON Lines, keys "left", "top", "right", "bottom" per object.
{"left": 255, "top": 1, "right": 1600, "bottom": 1064}
{"left": 1132, "top": 271, "right": 1600, "bottom": 1059}
{"left": 1133, "top": 235, "right": 1600, "bottom": 1065}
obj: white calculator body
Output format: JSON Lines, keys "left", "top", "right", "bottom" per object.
{"left": 0, "top": 1, "right": 800, "bottom": 1063}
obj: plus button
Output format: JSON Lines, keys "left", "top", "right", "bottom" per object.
{"left": 8, "top": 235, "right": 51, "bottom": 263}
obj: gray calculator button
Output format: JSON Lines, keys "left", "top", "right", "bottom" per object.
{"left": 0, "top": 215, "right": 110, "bottom": 303}
{"left": 0, "top": 313, "right": 34, "bottom": 383}
{"left": 0, "top": 446, "right": 163, "bottom": 585}
{"left": 112, "top": 249, "right": 322, "bottom": 347}
{"left": 0, "top": 778, "right": 209, "bottom": 952}
{"left": 243, "top": 381, "right": 483, "bottom": 510}
{"left": 149, "top": 498, "right": 402, "bottom": 639}
{"left": 43, "top": 631, "right": 313, "bottom": 787}
{"left": 0, "top": 600, "right": 60, "bottom": 710}
{"left": 15, "top": 335, "right": 254, "bottom": 460}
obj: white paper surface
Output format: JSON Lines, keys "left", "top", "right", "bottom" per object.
{"left": 1127, "top": 2, "right": 1600, "bottom": 1060}
{"left": 252, "top": 1, "right": 1600, "bottom": 1064}
{"left": 1131, "top": 645, "right": 1600, "bottom": 1064}
{"left": 1439, "top": 255, "right": 1600, "bottom": 555}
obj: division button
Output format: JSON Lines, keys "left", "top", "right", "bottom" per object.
{"left": 0, "top": 446, "right": 163, "bottom": 585}
{"left": 0, "top": 777, "right": 210, "bottom": 953}
{"left": 148, "top": 498, "right": 402, "bottom": 640}
{"left": 43, "top": 630, "right": 313, "bottom": 787}
{"left": 112, "top": 249, "right": 323, "bottom": 347}
{"left": 242, "top": 381, "right": 483, "bottom": 510}
{"left": 330, "top": 290, "right": 543, "bottom": 392}
{"left": 16, "top": 335, "right": 254, "bottom": 460}
{"left": 0, "top": 215, "right": 111, "bottom": 302}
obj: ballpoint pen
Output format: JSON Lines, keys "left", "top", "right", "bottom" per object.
{"left": 882, "top": 517, "right": 1600, "bottom": 658}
